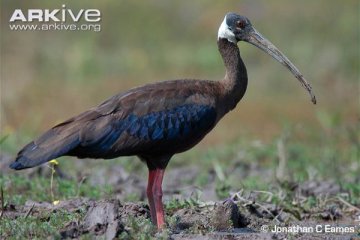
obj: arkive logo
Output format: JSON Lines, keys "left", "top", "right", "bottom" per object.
{"left": 9, "top": 4, "right": 101, "bottom": 22}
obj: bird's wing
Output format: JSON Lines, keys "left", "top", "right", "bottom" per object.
{"left": 69, "top": 80, "right": 220, "bottom": 158}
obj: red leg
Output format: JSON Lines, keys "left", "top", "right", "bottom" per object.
{"left": 152, "top": 169, "right": 165, "bottom": 229}
{"left": 147, "top": 170, "right": 157, "bottom": 225}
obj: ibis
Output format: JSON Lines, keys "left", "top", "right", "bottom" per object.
{"left": 10, "top": 13, "right": 316, "bottom": 229}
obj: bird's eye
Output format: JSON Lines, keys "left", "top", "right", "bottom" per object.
{"left": 236, "top": 20, "right": 245, "bottom": 29}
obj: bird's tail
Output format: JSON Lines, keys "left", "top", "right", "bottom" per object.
{"left": 9, "top": 123, "right": 80, "bottom": 170}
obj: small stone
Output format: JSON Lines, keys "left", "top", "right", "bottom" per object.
{"left": 82, "top": 199, "right": 123, "bottom": 239}
{"left": 210, "top": 199, "right": 240, "bottom": 231}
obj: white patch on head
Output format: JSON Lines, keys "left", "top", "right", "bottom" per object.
{"left": 218, "top": 16, "right": 236, "bottom": 43}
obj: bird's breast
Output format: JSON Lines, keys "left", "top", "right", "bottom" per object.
{"left": 117, "top": 104, "right": 218, "bottom": 154}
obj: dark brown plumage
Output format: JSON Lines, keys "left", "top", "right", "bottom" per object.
{"left": 10, "top": 13, "right": 316, "bottom": 229}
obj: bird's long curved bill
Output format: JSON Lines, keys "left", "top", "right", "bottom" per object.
{"left": 245, "top": 28, "right": 316, "bottom": 104}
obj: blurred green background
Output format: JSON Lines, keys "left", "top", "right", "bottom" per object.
{"left": 1, "top": 1, "right": 359, "bottom": 183}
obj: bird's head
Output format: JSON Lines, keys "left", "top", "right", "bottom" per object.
{"left": 218, "top": 13, "right": 316, "bottom": 104}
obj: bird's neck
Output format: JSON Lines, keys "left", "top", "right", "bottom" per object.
{"left": 218, "top": 38, "right": 248, "bottom": 112}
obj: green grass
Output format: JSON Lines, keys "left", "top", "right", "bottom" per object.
{"left": 0, "top": 174, "right": 113, "bottom": 205}
{"left": 0, "top": 209, "right": 86, "bottom": 240}
{"left": 119, "top": 217, "right": 171, "bottom": 240}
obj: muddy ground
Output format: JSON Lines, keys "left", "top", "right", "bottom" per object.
{"left": 2, "top": 195, "right": 359, "bottom": 239}
{"left": 1, "top": 154, "right": 359, "bottom": 239}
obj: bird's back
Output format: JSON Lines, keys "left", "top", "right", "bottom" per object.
{"left": 10, "top": 79, "right": 223, "bottom": 170}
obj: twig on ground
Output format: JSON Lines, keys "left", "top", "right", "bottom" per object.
{"left": 272, "top": 208, "right": 284, "bottom": 223}
{"left": 198, "top": 201, "right": 216, "bottom": 208}
{"left": 231, "top": 191, "right": 250, "bottom": 205}
{"left": 25, "top": 204, "right": 35, "bottom": 219}
{"left": 231, "top": 190, "right": 280, "bottom": 223}
{"left": 252, "top": 190, "right": 274, "bottom": 202}
{"left": 336, "top": 196, "right": 360, "bottom": 212}
{"left": 253, "top": 202, "right": 280, "bottom": 223}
